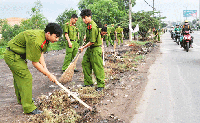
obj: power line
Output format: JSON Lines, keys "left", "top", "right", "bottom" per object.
{"left": 143, "top": 0, "right": 156, "bottom": 11}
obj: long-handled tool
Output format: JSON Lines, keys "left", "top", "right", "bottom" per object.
{"left": 103, "top": 50, "right": 105, "bottom": 66}
{"left": 56, "top": 80, "right": 92, "bottom": 111}
{"left": 114, "top": 42, "right": 116, "bottom": 56}
{"left": 59, "top": 50, "right": 81, "bottom": 84}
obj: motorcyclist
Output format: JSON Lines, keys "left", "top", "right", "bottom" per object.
{"left": 181, "top": 20, "right": 193, "bottom": 48}
{"left": 174, "top": 25, "right": 181, "bottom": 42}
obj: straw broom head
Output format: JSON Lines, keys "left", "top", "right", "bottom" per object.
{"left": 59, "top": 54, "right": 80, "bottom": 84}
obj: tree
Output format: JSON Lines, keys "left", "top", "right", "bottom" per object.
{"left": 78, "top": 0, "right": 136, "bottom": 13}
{"left": 112, "top": 0, "right": 136, "bottom": 13}
{"left": 132, "top": 11, "right": 165, "bottom": 40}
{"left": 56, "top": 9, "right": 86, "bottom": 46}
{"left": 21, "top": 0, "right": 48, "bottom": 30}
{"left": 56, "top": 9, "right": 78, "bottom": 28}
{"left": 87, "top": 0, "right": 126, "bottom": 27}
{"left": 1, "top": 0, "right": 48, "bottom": 43}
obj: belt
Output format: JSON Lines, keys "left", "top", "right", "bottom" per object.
{"left": 7, "top": 47, "right": 15, "bottom": 53}
{"left": 90, "top": 46, "right": 101, "bottom": 48}
{"left": 70, "top": 39, "right": 76, "bottom": 41}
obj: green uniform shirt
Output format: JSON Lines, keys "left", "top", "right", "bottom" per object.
{"left": 115, "top": 27, "right": 123, "bottom": 34}
{"left": 64, "top": 22, "right": 77, "bottom": 40}
{"left": 107, "top": 27, "right": 111, "bottom": 36}
{"left": 76, "top": 27, "right": 79, "bottom": 39}
{"left": 110, "top": 26, "right": 115, "bottom": 34}
{"left": 86, "top": 20, "right": 102, "bottom": 47}
{"left": 7, "top": 30, "right": 48, "bottom": 62}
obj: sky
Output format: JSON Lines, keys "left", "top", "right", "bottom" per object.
{"left": 0, "top": 0, "right": 199, "bottom": 23}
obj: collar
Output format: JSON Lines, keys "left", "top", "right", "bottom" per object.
{"left": 41, "top": 40, "right": 49, "bottom": 49}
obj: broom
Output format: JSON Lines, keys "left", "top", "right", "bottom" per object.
{"left": 56, "top": 80, "right": 92, "bottom": 111}
{"left": 114, "top": 42, "right": 116, "bottom": 56}
{"left": 59, "top": 50, "right": 81, "bottom": 84}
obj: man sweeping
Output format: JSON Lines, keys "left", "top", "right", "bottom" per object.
{"left": 115, "top": 24, "right": 123, "bottom": 46}
{"left": 4, "top": 23, "right": 63, "bottom": 114}
{"left": 79, "top": 9, "right": 105, "bottom": 91}
{"left": 62, "top": 14, "right": 79, "bottom": 73}
{"left": 110, "top": 24, "right": 116, "bottom": 45}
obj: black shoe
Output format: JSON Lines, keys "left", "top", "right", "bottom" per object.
{"left": 82, "top": 84, "right": 94, "bottom": 87}
{"left": 29, "top": 108, "right": 43, "bottom": 115}
{"left": 96, "top": 87, "right": 104, "bottom": 91}
{"left": 74, "top": 69, "right": 79, "bottom": 72}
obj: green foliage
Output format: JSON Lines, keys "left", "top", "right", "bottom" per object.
{"left": 78, "top": 0, "right": 136, "bottom": 13}
{"left": 56, "top": 9, "right": 78, "bottom": 29}
{"left": 1, "top": 0, "right": 48, "bottom": 43}
{"left": 87, "top": 0, "right": 125, "bottom": 26}
{"left": 112, "top": 0, "right": 136, "bottom": 13}
{"left": 78, "top": 0, "right": 136, "bottom": 27}
{"left": 47, "top": 42, "right": 65, "bottom": 51}
{"left": 132, "top": 11, "right": 165, "bottom": 39}
{"left": 56, "top": 9, "right": 86, "bottom": 47}
{"left": 0, "top": 45, "right": 6, "bottom": 59}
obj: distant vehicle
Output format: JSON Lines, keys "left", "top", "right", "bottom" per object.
{"left": 182, "top": 31, "right": 193, "bottom": 52}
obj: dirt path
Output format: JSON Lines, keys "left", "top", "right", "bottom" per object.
{"left": 0, "top": 40, "right": 160, "bottom": 122}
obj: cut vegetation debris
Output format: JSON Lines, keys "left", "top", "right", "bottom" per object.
{"left": 26, "top": 41, "right": 158, "bottom": 122}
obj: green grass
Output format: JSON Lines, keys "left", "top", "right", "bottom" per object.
{"left": 131, "top": 41, "right": 150, "bottom": 46}
{"left": 0, "top": 46, "right": 6, "bottom": 59}
{"left": 47, "top": 41, "right": 66, "bottom": 51}
{"left": 134, "top": 55, "right": 145, "bottom": 62}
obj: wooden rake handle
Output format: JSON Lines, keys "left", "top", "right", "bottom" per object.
{"left": 56, "top": 80, "right": 92, "bottom": 111}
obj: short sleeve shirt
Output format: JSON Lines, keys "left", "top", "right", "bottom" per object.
{"left": 107, "top": 27, "right": 111, "bottom": 36}
{"left": 115, "top": 27, "right": 123, "bottom": 33}
{"left": 110, "top": 27, "right": 115, "bottom": 33}
{"left": 64, "top": 22, "right": 77, "bottom": 40}
{"left": 86, "top": 20, "right": 102, "bottom": 47}
{"left": 7, "top": 30, "right": 48, "bottom": 62}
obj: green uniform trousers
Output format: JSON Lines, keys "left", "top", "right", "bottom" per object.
{"left": 4, "top": 50, "right": 37, "bottom": 113}
{"left": 154, "top": 33, "right": 160, "bottom": 41}
{"left": 117, "top": 34, "right": 123, "bottom": 45}
{"left": 62, "top": 41, "right": 79, "bottom": 71}
{"left": 82, "top": 47, "right": 105, "bottom": 87}
{"left": 110, "top": 33, "right": 115, "bottom": 44}
{"left": 105, "top": 35, "right": 113, "bottom": 47}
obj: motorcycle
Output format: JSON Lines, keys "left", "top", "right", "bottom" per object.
{"left": 175, "top": 30, "right": 181, "bottom": 45}
{"left": 182, "top": 31, "right": 193, "bottom": 52}
{"left": 171, "top": 30, "right": 175, "bottom": 40}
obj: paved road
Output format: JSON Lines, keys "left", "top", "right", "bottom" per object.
{"left": 132, "top": 31, "right": 200, "bottom": 123}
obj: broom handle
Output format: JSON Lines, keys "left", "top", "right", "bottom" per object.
{"left": 71, "top": 50, "right": 81, "bottom": 63}
{"left": 56, "top": 80, "right": 92, "bottom": 109}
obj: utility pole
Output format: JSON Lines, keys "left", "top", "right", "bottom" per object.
{"left": 129, "top": 0, "right": 132, "bottom": 41}
{"left": 199, "top": 0, "right": 200, "bottom": 26}
{"left": 153, "top": 0, "right": 154, "bottom": 17}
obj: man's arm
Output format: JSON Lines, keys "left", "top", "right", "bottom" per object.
{"left": 101, "top": 37, "right": 104, "bottom": 52}
{"left": 39, "top": 52, "right": 46, "bottom": 68}
{"left": 32, "top": 53, "right": 57, "bottom": 84}
{"left": 79, "top": 42, "right": 94, "bottom": 52}
{"left": 65, "top": 33, "right": 72, "bottom": 48}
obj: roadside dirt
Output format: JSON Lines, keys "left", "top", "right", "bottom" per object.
{"left": 0, "top": 39, "right": 160, "bottom": 123}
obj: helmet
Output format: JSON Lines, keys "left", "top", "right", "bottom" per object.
{"left": 185, "top": 20, "right": 188, "bottom": 23}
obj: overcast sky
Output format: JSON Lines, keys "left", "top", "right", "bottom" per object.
{"left": 0, "top": 0, "right": 199, "bottom": 23}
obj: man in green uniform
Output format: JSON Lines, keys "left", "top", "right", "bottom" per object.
{"left": 115, "top": 24, "right": 123, "bottom": 45}
{"left": 104, "top": 24, "right": 113, "bottom": 47}
{"left": 4, "top": 23, "right": 63, "bottom": 114}
{"left": 62, "top": 14, "right": 79, "bottom": 72}
{"left": 79, "top": 9, "right": 105, "bottom": 91}
{"left": 110, "top": 24, "right": 116, "bottom": 45}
